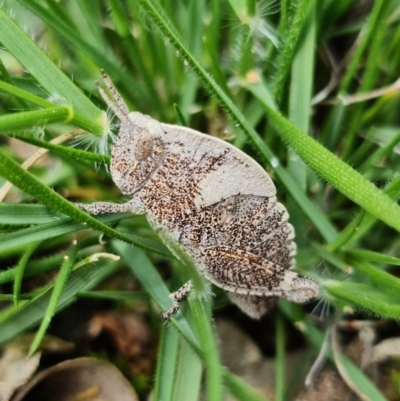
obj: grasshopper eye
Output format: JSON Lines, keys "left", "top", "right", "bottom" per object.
{"left": 134, "top": 131, "right": 154, "bottom": 161}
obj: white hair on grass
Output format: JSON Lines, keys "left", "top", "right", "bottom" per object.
{"left": 47, "top": 93, "right": 69, "bottom": 106}
{"left": 311, "top": 263, "right": 351, "bottom": 321}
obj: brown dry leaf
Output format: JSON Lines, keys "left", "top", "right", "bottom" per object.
{"left": 88, "top": 311, "right": 153, "bottom": 376}
{"left": 373, "top": 337, "right": 400, "bottom": 364}
{"left": 0, "top": 347, "right": 41, "bottom": 401}
{"left": 11, "top": 357, "right": 138, "bottom": 401}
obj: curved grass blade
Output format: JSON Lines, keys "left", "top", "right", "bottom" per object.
{"left": 0, "top": 258, "right": 114, "bottom": 345}
{"left": 0, "top": 149, "right": 172, "bottom": 257}
{"left": 13, "top": 241, "right": 40, "bottom": 308}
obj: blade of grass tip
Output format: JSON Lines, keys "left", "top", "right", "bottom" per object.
{"left": 0, "top": 149, "right": 172, "bottom": 256}
{"left": 174, "top": 103, "right": 187, "bottom": 126}
{"left": 260, "top": 104, "right": 400, "bottom": 234}
{"left": 324, "top": 281, "right": 400, "bottom": 320}
{"left": 188, "top": 297, "right": 224, "bottom": 401}
{"left": 331, "top": 326, "right": 388, "bottom": 401}
{"left": 138, "top": 0, "right": 338, "bottom": 243}
{"left": 0, "top": 258, "right": 114, "bottom": 345}
{"left": 224, "top": 371, "right": 271, "bottom": 401}
{"left": 275, "top": 313, "right": 285, "bottom": 401}
{"left": 347, "top": 257, "right": 400, "bottom": 294}
{"left": 0, "top": 8, "right": 105, "bottom": 132}
{"left": 327, "top": 175, "right": 400, "bottom": 251}
{"left": 0, "top": 80, "right": 55, "bottom": 109}
{"left": 10, "top": 133, "right": 110, "bottom": 164}
{"left": 28, "top": 240, "right": 79, "bottom": 355}
{"left": 348, "top": 249, "right": 400, "bottom": 266}
{"left": 153, "top": 324, "right": 180, "bottom": 401}
{"left": 13, "top": 241, "right": 41, "bottom": 308}
{"left": 0, "top": 107, "right": 73, "bottom": 132}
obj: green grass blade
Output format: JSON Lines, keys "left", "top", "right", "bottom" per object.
{"left": 112, "top": 241, "right": 201, "bottom": 352}
{"left": 0, "top": 107, "right": 72, "bottom": 131}
{"left": 188, "top": 297, "right": 224, "bottom": 401}
{"left": 273, "top": 0, "right": 311, "bottom": 104}
{"left": 28, "top": 241, "right": 79, "bottom": 355}
{"left": 0, "top": 254, "right": 64, "bottom": 285}
{"left": 287, "top": 0, "right": 316, "bottom": 246}
{"left": 348, "top": 249, "right": 400, "bottom": 266}
{"left": 0, "top": 259, "right": 114, "bottom": 345}
{"left": 327, "top": 175, "right": 400, "bottom": 251}
{"left": 14, "top": 0, "right": 148, "bottom": 105}
{"left": 13, "top": 241, "right": 40, "bottom": 308}
{"left": 171, "top": 338, "right": 203, "bottom": 401}
{"left": 224, "top": 371, "right": 271, "bottom": 401}
{"left": 0, "top": 80, "right": 54, "bottom": 108}
{"left": 0, "top": 214, "right": 168, "bottom": 256}
{"left": 347, "top": 258, "right": 400, "bottom": 293}
{"left": 0, "top": 150, "right": 172, "bottom": 256}
{"left": 260, "top": 104, "right": 400, "bottom": 234}
{"left": 153, "top": 324, "right": 180, "bottom": 401}
{"left": 9, "top": 133, "right": 110, "bottom": 164}
{"left": 0, "top": 7, "right": 105, "bottom": 132}
{"left": 324, "top": 281, "right": 400, "bottom": 320}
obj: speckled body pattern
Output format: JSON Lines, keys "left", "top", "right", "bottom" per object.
{"left": 77, "top": 73, "right": 319, "bottom": 319}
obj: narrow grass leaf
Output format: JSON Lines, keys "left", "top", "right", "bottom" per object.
{"left": 0, "top": 150, "right": 172, "bottom": 256}
{"left": 0, "top": 107, "right": 73, "bottom": 131}
{"left": 10, "top": 133, "right": 110, "bottom": 164}
{"left": 0, "top": 8, "right": 104, "bottom": 130}
{"left": 324, "top": 281, "right": 400, "bottom": 320}
{"left": 0, "top": 80, "right": 54, "bottom": 108}
{"left": 0, "top": 259, "right": 113, "bottom": 345}
{"left": 0, "top": 254, "right": 64, "bottom": 285}
{"left": 273, "top": 0, "right": 312, "bottom": 104}
{"left": 188, "top": 297, "right": 224, "bottom": 401}
{"left": 172, "top": 338, "right": 203, "bottom": 401}
{"left": 348, "top": 258, "right": 400, "bottom": 293}
{"left": 112, "top": 241, "right": 201, "bottom": 352}
{"left": 13, "top": 241, "right": 40, "bottom": 308}
{"left": 153, "top": 324, "right": 180, "bottom": 401}
{"left": 0, "top": 214, "right": 167, "bottom": 255}
{"left": 348, "top": 249, "right": 400, "bottom": 266}
{"left": 260, "top": 104, "right": 400, "bottom": 234}
{"left": 224, "top": 372, "right": 271, "bottom": 401}
{"left": 28, "top": 241, "right": 79, "bottom": 355}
